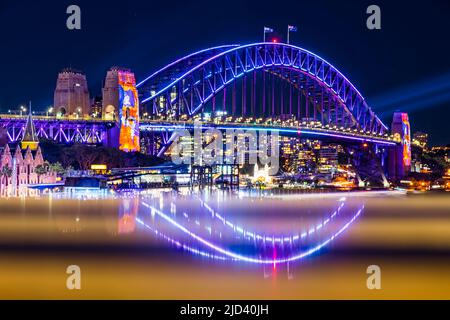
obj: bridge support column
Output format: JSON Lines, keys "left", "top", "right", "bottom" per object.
{"left": 103, "top": 124, "right": 120, "bottom": 149}
{"left": 347, "top": 144, "right": 390, "bottom": 188}
{"left": 387, "top": 112, "right": 411, "bottom": 181}
{"left": 388, "top": 145, "right": 406, "bottom": 181}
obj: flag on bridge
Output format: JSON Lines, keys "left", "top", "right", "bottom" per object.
{"left": 287, "top": 25, "right": 298, "bottom": 44}
{"left": 263, "top": 27, "right": 274, "bottom": 42}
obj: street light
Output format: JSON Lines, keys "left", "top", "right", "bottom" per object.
{"left": 75, "top": 107, "right": 82, "bottom": 119}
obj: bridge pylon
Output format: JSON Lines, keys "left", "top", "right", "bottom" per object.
{"left": 388, "top": 112, "right": 411, "bottom": 181}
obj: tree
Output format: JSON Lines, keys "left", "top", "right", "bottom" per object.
{"left": 39, "top": 140, "right": 164, "bottom": 171}
{"left": 1, "top": 165, "right": 12, "bottom": 179}
{"left": 50, "top": 162, "right": 65, "bottom": 176}
{"left": 0, "top": 165, "right": 12, "bottom": 194}
{"left": 60, "top": 146, "right": 77, "bottom": 169}
{"left": 72, "top": 145, "right": 98, "bottom": 170}
{"left": 35, "top": 164, "right": 48, "bottom": 184}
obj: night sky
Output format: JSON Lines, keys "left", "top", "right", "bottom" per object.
{"left": 0, "top": 0, "right": 449, "bottom": 145}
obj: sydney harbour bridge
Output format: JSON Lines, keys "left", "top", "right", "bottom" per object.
{"left": 0, "top": 43, "right": 407, "bottom": 185}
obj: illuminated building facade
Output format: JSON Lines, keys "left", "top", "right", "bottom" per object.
{"left": 278, "top": 137, "right": 344, "bottom": 175}
{"left": 298, "top": 149, "right": 316, "bottom": 173}
{"left": 412, "top": 131, "right": 428, "bottom": 149}
{"left": 118, "top": 70, "right": 140, "bottom": 152}
{"left": 0, "top": 114, "right": 56, "bottom": 196}
{"left": 429, "top": 146, "right": 450, "bottom": 163}
{"left": 90, "top": 96, "right": 103, "bottom": 118}
{"left": 389, "top": 112, "right": 412, "bottom": 179}
{"left": 102, "top": 67, "right": 138, "bottom": 121}
{"left": 279, "top": 137, "right": 297, "bottom": 173}
{"left": 101, "top": 67, "right": 140, "bottom": 152}
{"left": 167, "top": 134, "right": 195, "bottom": 161}
{"left": 317, "top": 144, "right": 339, "bottom": 173}
{"left": 53, "top": 68, "right": 91, "bottom": 118}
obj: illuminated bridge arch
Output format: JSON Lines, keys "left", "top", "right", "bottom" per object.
{"left": 138, "top": 43, "right": 388, "bottom": 135}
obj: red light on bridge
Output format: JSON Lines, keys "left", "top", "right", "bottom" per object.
{"left": 272, "top": 38, "right": 278, "bottom": 43}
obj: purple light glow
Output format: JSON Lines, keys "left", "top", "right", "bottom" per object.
{"left": 136, "top": 217, "right": 229, "bottom": 261}
{"left": 139, "top": 122, "right": 396, "bottom": 146}
{"left": 193, "top": 198, "right": 346, "bottom": 243}
{"left": 136, "top": 45, "right": 240, "bottom": 88}
{"left": 0, "top": 118, "right": 107, "bottom": 144}
{"left": 140, "top": 201, "right": 365, "bottom": 264}
{"left": 140, "top": 43, "right": 363, "bottom": 103}
{"left": 138, "top": 42, "right": 387, "bottom": 131}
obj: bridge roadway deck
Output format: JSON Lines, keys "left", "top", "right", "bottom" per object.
{"left": 0, "top": 115, "right": 399, "bottom": 146}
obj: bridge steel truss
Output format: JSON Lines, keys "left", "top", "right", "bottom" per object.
{"left": 138, "top": 43, "right": 389, "bottom": 137}
{"left": 0, "top": 117, "right": 113, "bottom": 145}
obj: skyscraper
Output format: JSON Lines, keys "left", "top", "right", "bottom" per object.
{"left": 90, "top": 95, "right": 103, "bottom": 118}
{"left": 53, "top": 68, "right": 90, "bottom": 118}
{"left": 413, "top": 131, "right": 428, "bottom": 149}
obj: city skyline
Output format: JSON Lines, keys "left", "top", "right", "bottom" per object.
{"left": 1, "top": 0, "right": 450, "bottom": 145}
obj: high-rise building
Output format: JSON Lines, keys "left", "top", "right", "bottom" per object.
{"left": 90, "top": 96, "right": 103, "bottom": 118}
{"left": 298, "top": 149, "right": 316, "bottom": 173}
{"left": 53, "top": 68, "right": 90, "bottom": 118}
{"left": 413, "top": 131, "right": 428, "bottom": 149}
{"left": 317, "top": 144, "right": 339, "bottom": 173}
